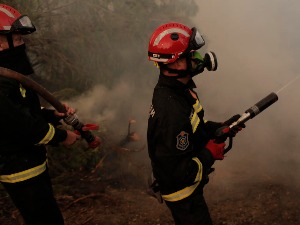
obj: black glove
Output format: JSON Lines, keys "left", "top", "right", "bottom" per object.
{"left": 204, "top": 121, "right": 223, "bottom": 139}
{"left": 222, "top": 114, "right": 246, "bottom": 137}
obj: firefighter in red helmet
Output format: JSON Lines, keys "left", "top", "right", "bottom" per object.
{"left": 0, "top": 4, "right": 79, "bottom": 225}
{"left": 147, "top": 22, "right": 244, "bottom": 225}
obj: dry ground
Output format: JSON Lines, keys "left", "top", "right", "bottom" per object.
{"left": 0, "top": 168, "right": 299, "bottom": 225}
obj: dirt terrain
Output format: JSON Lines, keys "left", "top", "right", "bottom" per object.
{"left": 0, "top": 130, "right": 299, "bottom": 225}
{"left": 1, "top": 166, "right": 299, "bottom": 225}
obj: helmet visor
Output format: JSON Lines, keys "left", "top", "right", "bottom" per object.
{"left": 193, "top": 28, "right": 205, "bottom": 49}
{"left": 190, "top": 27, "right": 205, "bottom": 50}
{"left": 11, "top": 15, "right": 36, "bottom": 34}
{"left": 181, "top": 27, "right": 205, "bottom": 57}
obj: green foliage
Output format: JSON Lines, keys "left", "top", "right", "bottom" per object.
{"left": 3, "top": 0, "right": 198, "bottom": 92}
{"left": 3, "top": 0, "right": 199, "bottom": 176}
{"left": 47, "top": 126, "right": 106, "bottom": 175}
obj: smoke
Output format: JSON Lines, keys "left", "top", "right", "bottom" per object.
{"left": 68, "top": 77, "right": 153, "bottom": 142}
{"left": 192, "top": 0, "right": 300, "bottom": 187}
{"left": 62, "top": 0, "right": 300, "bottom": 189}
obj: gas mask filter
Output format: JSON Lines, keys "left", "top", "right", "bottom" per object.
{"left": 188, "top": 50, "right": 218, "bottom": 76}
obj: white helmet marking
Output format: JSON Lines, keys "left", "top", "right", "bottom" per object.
{"left": 0, "top": 7, "right": 16, "bottom": 18}
{"left": 154, "top": 28, "right": 190, "bottom": 46}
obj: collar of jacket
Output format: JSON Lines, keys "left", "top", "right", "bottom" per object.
{"left": 157, "top": 73, "right": 197, "bottom": 90}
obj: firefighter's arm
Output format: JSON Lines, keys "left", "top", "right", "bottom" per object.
{"left": 41, "top": 103, "right": 75, "bottom": 125}
{"left": 204, "top": 115, "right": 245, "bottom": 139}
{"left": 53, "top": 102, "right": 75, "bottom": 117}
{"left": 204, "top": 120, "right": 222, "bottom": 138}
{"left": 40, "top": 104, "right": 78, "bottom": 146}
{"left": 60, "top": 130, "right": 79, "bottom": 146}
{"left": 27, "top": 114, "right": 78, "bottom": 146}
{"left": 0, "top": 96, "right": 76, "bottom": 146}
{"left": 41, "top": 108, "right": 62, "bottom": 126}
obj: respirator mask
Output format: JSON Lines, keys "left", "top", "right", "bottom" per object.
{"left": 187, "top": 50, "right": 218, "bottom": 77}
{"left": 0, "top": 44, "right": 34, "bottom": 75}
{"left": 183, "top": 27, "right": 218, "bottom": 77}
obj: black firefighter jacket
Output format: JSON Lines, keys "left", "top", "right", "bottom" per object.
{"left": 147, "top": 75, "right": 220, "bottom": 202}
{"left": 0, "top": 75, "right": 67, "bottom": 183}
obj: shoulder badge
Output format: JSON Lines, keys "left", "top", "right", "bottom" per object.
{"left": 176, "top": 131, "right": 189, "bottom": 151}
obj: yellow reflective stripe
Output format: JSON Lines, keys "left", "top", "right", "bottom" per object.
{"left": 190, "top": 100, "right": 203, "bottom": 133}
{"left": 19, "top": 84, "right": 26, "bottom": 98}
{"left": 192, "top": 157, "right": 203, "bottom": 183}
{"left": 161, "top": 157, "right": 203, "bottom": 202}
{"left": 0, "top": 161, "right": 47, "bottom": 183}
{"left": 190, "top": 113, "right": 200, "bottom": 133}
{"left": 193, "top": 100, "right": 202, "bottom": 113}
{"left": 38, "top": 123, "right": 55, "bottom": 145}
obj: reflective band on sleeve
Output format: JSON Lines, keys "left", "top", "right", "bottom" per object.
{"left": 190, "top": 100, "right": 203, "bottom": 133}
{"left": 19, "top": 84, "right": 26, "bottom": 98}
{"left": 38, "top": 123, "right": 55, "bottom": 145}
{"left": 191, "top": 113, "right": 200, "bottom": 133}
{"left": 0, "top": 161, "right": 47, "bottom": 183}
{"left": 193, "top": 100, "right": 202, "bottom": 113}
{"left": 161, "top": 157, "right": 203, "bottom": 202}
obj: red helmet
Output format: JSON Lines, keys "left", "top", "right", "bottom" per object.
{"left": 148, "top": 22, "right": 205, "bottom": 64}
{"left": 0, "top": 4, "right": 36, "bottom": 35}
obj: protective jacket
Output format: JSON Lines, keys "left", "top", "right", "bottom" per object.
{"left": 147, "top": 74, "right": 220, "bottom": 202}
{"left": 0, "top": 75, "right": 67, "bottom": 183}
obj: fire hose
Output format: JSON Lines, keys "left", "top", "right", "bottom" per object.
{"left": 215, "top": 92, "right": 278, "bottom": 154}
{"left": 0, "top": 67, "right": 101, "bottom": 148}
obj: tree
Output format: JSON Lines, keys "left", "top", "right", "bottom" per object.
{"left": 2, "top": 0, "right": 198, "bottom": 94}
{"left": 1, "top": 0, "right": 199, "bottom": 172}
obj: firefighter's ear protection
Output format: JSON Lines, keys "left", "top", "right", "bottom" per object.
{"left": 188, "top": 50, "right": 218, "bottom": 76}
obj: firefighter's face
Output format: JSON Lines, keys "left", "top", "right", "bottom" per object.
{"left": 0, "top": 33, "right": 24, "bottom": 51}
{"left": 167, "top": 57, "right": 188, "bottom": 73}
{"left": 169, "top": 56, "right": 201, "bottom": 73}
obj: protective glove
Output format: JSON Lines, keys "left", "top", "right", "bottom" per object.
{"left": 222, "top": 114, "right": 246, "bottom": 137}
{"left": 205, "top": 139, "right": 225, "bottom": 160}
{"left": 62, "top": 130, "right": 80, "bottom": 146}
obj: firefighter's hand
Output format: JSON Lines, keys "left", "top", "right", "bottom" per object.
{"left": 62, "top": 130, "right": 80, "bottom": 146}
{"left": 223, "top": 114, "right": 246, "bottom": 137}
{"left": 205, "top": 139, "right": 225, "bottom": 160}
{"left": 54, "top": 103, "right": 76, "bottom": 118}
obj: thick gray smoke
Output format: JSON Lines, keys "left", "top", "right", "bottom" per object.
{"left": 67, "top": 0, "right": 300, "bottom": 189}
{"left": 69, "top": 79, "right": 152, "bottom": 140}
{"left": 192, "top": 0, "right": 300, "bottom": 187}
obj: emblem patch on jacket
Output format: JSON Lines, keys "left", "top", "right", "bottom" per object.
{"left": 176, "top": 131, "right": 189, "bottom": 151}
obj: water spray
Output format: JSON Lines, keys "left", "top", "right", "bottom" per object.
{"left": 276, "top": 74, "right": 300, "bottom": 94}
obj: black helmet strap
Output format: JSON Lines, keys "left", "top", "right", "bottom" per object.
{"left": 6, "top": 33, "right": 14, "bottom": 49}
